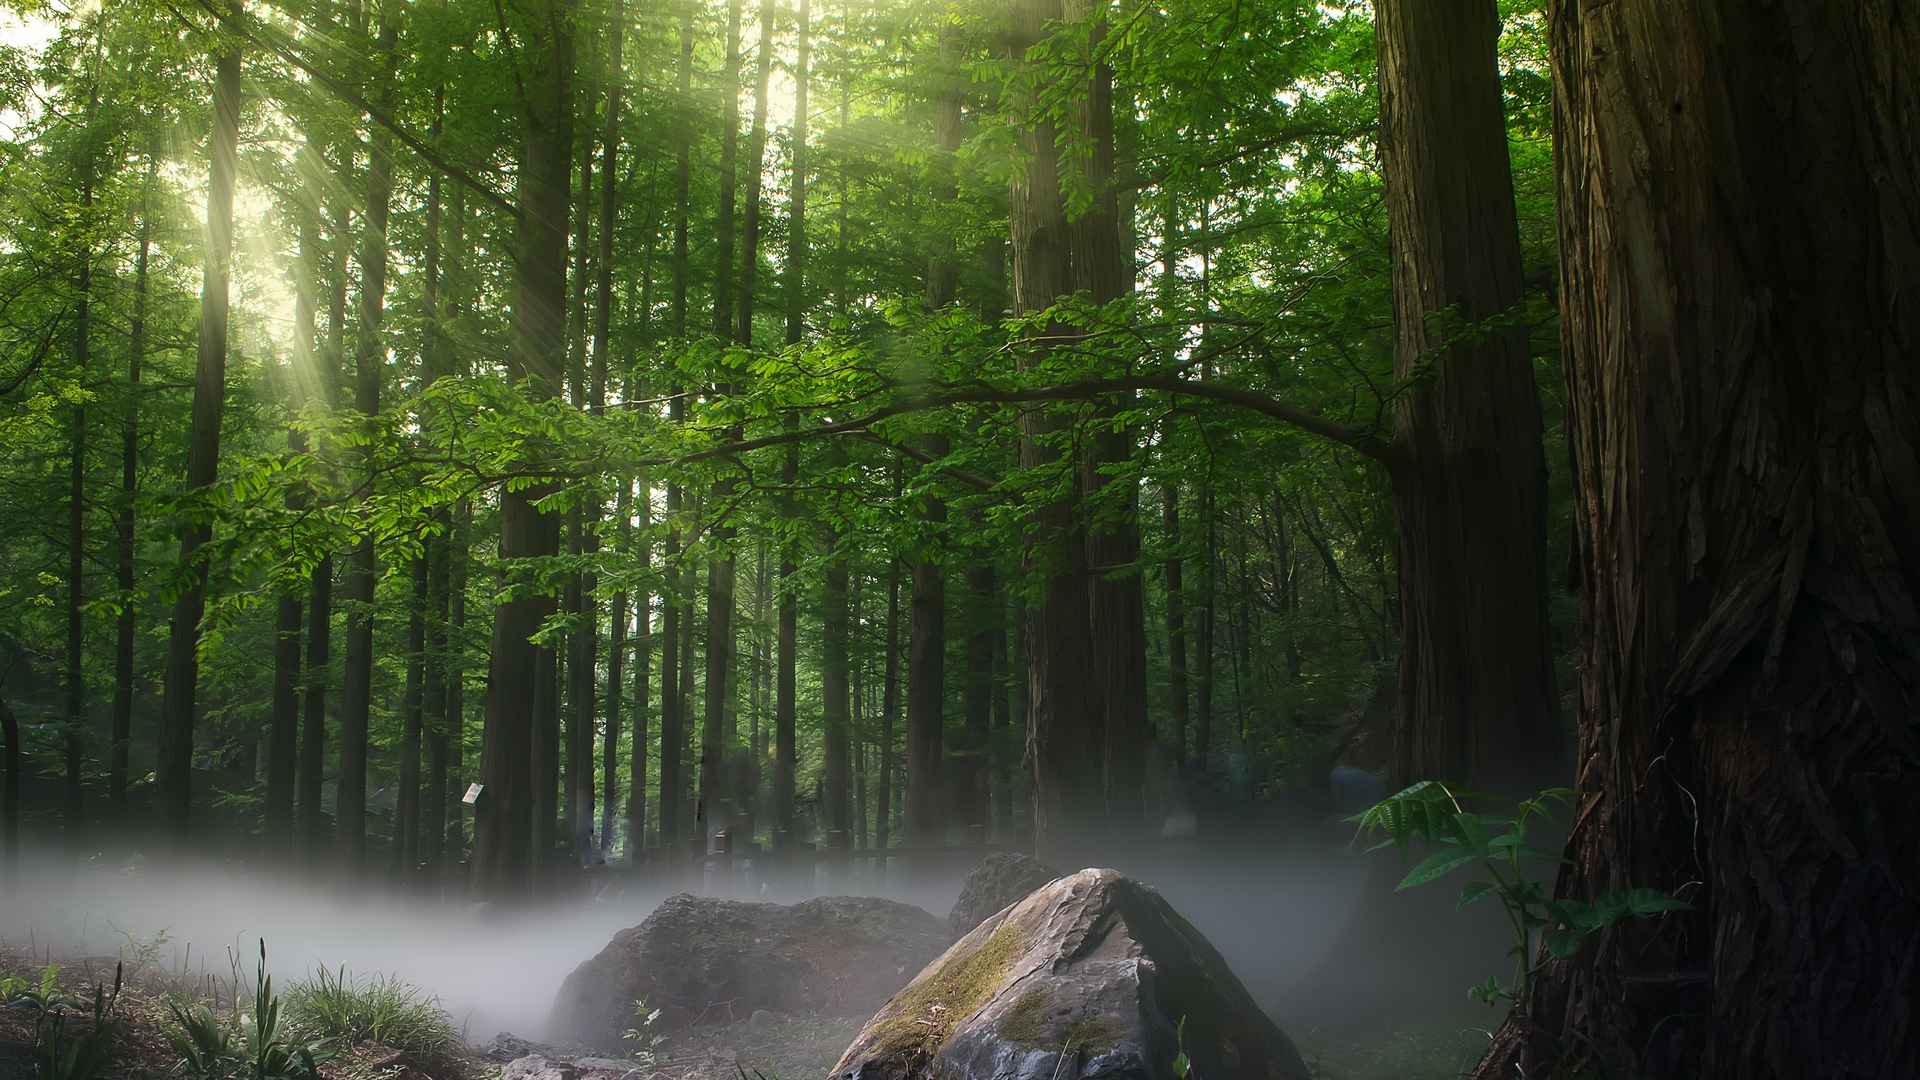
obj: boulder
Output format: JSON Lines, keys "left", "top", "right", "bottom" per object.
{"left": 549, "top": 893, "right": 947, "bottom": 1049}
{"left": 830, "top": 869, "right": 1310, "bottom": 1080}
{"left": 946, "top": 853, "right": 1060, "bottom": 939}
{"left": 501, "top": 1054, "right": 647, "bottom": 1080}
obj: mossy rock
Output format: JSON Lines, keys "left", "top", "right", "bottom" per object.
{"left": 829, "top": 869, "right": 1310, "bottom": 1080}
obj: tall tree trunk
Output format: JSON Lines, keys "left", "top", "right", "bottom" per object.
{"left": 822, "top": 534, "right": 852, "bottom": 847}
{"left": 64, "top": 164, "right": 93, "bottom": 833}
{"left": 1474, "top": 4, "right": 1920, "bottom": 1077}
{"left": 960, "top": 565, "right": 994, "bottom": 831}
{"left": 565, "top": 67, "right": 598, "bottom": 862}
{"left": 1008, "top": 0, "right": 1101, "bottom": 860}
{"left": 658, "top": 0, "right": 693, "bottom": 860}
{"left": 1161, "top": 482, "right": 1188, "bottom": 763}
{"left": 1376, "top": 0, "right": 1557, "bottom": 789}
{"left": 876, "top": 554, "right": 899, "bottom": 851}
{"left": 904, "top": 23, "right": 964, "bottom": 852}
{"left": 773, "top": 0, "right": 809, "bottom": 846}
{"left": 339, "top": 13, "right": 398, "bottom": 869}
{"left": 627, "top": 485, "right": 651, "bottom": 856}
{"left": 446, "top": 498, "right": 470, "bottom": 860}
{"left": 475, "top": 0, "right": 574, "bottom": 900}
{"left": 112, "top": 151, "right": 155, "bottom": 811}
{"left": 421, "top": 87, "right": 450, "bottom": 874}
{"left": 302, "top": 134, "right": 350, "bottom": 855}
{"left": 157, "top": 19, "right": 241, "bottom": 831}
{"left": 735, "top": 0, "right": 773, "bottom": 344}
{"left": 990, "top": 592, "right": 1011, "bottom": 838}
{"left": 593, "top": 0, "right": 624, "bottom": 861}
{"left": 1066, "top": 0, "right": 1147, "bottom": 827}
{"left": 396, "top": 554, "right": 427, "bottom": 874}
{"left": 699, "top": 0, "right": 745, "bottom": 847}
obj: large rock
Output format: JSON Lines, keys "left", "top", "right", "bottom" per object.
{"left": 549, "top": 893, "right": 947, "bottom": 1049}
{"left": 830, "top": 869, "right": 1310, "bottom": 1080}
{"left": 946, "top": 853, "right": 1060, "bottom": 939}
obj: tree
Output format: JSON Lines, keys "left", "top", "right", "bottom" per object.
{"left": 155, "top": 7, "right": 241, "bottom": 831}
{"left": 1472, "top": 4, "right": 1920, "bottom": 1076}
{"left": 1375, "top": 0, "right": 1556, "bottom": 790}
{"left": 474, "top": 0, "right": 575, "bottom": 899}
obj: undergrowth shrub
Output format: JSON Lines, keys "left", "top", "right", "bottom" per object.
{"left": 283, "top": 966, "right": 455, "bottom": 1057}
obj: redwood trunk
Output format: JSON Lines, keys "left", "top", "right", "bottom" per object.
{"left": 1376, "top": 0, "right": 1558, "bottom": 789}
{"left": 1475, "top": 4, "right": 1920, "bottom": 1077}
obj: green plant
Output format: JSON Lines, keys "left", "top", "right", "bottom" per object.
{"left": 3, "top": 962, "right": 124, "bottom": 1080}
{"left": 284, "top": 965, "right": 454, "bottom": 1058}
{"left": 1170, "top": 1016, "right": 1192, "bottom": 1079}
{"left": 1351, "top": 780, "right": 1690, "bottom": 1007}
{"left": 164, "top": 941, "right": 331, "bottom": 1080}
{"left": 622, "top": 997, "right": 666, "bottom": 1063}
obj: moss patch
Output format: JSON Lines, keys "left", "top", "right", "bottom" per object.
{"left": 995, "top": 988, "right": 1124, "bottom": 1052}
{"left": 865, "top": 923, "right": 1030, "bottom": 1066}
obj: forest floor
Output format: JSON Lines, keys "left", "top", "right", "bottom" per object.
{"left": 2, "top": 941, "right": 1489, "bottom": 1080}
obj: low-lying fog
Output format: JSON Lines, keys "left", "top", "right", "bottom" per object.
{"left": 0, "top": 829, "right": 1504, "bottom": 1043}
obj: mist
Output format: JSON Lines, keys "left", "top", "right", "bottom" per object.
{"left": 1, "top": 825, "right": 1505, "bottom": 1046}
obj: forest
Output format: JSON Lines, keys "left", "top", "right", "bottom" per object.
{"left": 0, "top": 0, "right": 1915, "bottom": 1076}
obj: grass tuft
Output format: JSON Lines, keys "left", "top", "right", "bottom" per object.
{"left": 283, "top": 966, "right": 456, "bottom": 1059}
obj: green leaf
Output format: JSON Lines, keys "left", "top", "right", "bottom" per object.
{"left": 1456, "top": 880, "right": 1498, "bottom": 909}
{"left": 1397, "top": 847, "right": 1482, "bottom": 890}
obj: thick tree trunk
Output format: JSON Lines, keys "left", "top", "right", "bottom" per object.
{"left": 446, "top": 498, "right": 470, "bottom": 860}
{"left": 959, "top": 565, "right": 994, "bottom": 831}
{"left": 156, "top": 26, "right": 240, "bottom": 831}
{"left": 1473, "top": 4, "right": 1920, "bottom": 1077}
{"left": 592, "top": 1, "right": 623, "bottom": 860}
{"left": 627, "top": 485, "right": 651, "bottom": 856}
{"left": 1008, "top": 0, "right": 1107, "bottom": 859}
{"left": 1376, "top": 0, "right": 1557, "bottom": 790}
{"left": 475, "top": 0, "right": 573, "bottom": 899}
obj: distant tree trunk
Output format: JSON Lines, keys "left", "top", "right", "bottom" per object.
{"left": 421, "top": 91, "right": 450, "bottom": 872}
{"left": 474, "top": 0, "right": 573, "bottom": 899}
{"left": 157, "top": 21, "right": 241, "bottom": 830}
{"left": 65, "top": 163, "right": 93, "bottom": 832}
{"left": 773, "top": 0, "right": 808, "bottom": 850}
{"left": 1194, "top": 500, "right": 1215, "bottom": 767}
{"left": 1472, "top": 4, "right": 1920, "bottom": 1077}
{"left": 822, "top": 521, "right": 852, "bottom": 845}
{"left": 657, "top": 3, "right": 692, "bottom": 859}
{"left": 905, "top": 24, "right": 963, "bottom": 851}
{"left": 736, "top": 0, "right": 773, "bottom": 344}
{"left": 990, "top": 594, "right": 1012, "bottom": 838}
{"left": 592, "top": 3, "right": 623, "bottom": 860}
{"left": 876, "top": 555, "right": 900, "bottom": 850}
{"left": 698, "top": 0, "right": 745, "bottom": 848}
{"left": 1376, "top": 0, "right": 1557, "bottom": 789}
{"left": 396, "top": 555, "right": 427, "bottom": 874}
{"left": 1161, "top": 483, "right": 1188, "bottom": 763}
{"left": 445, "top": 498, "right": 470, "bottom": 860}
{"left": 302, "top": 135, "right": 350, "bottom": 854}
{"left": 627, "top": 485, "right": 651, "bottom": 856}
{"left": 2, "top": 700, "right": 18, "bottom": 881}
{"left": 960, "top": 565, "right": 995, "bottom": 831}
{"left": 338, "top": 15, "right": 397, "bottom": 870}
{"left": 112, "top": 151, "right": 155, "bottom": 811}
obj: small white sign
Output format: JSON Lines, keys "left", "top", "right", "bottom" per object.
{"left": 462, "top": 783, "right": 485, "bottom": 806}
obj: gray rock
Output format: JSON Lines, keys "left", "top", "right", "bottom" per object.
{"left": 548, "top": 893, "right": 947, "bottom": 1049}
{"left": 946, "top": 852, "right": 1060, "bottom": 939}
{"left": 501, "top": 1054, "right": 649, "bottom": 1080}
{"left": 832, "top": 868, "right": 1310, "bottom": 1080}
{"left": 747, "top": 1008, "right": 782, "bottom": 1031}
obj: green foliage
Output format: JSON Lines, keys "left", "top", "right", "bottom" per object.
{"left": 283, "top": 965, "right": 454, "bottom": 1059}
{"left": 1, "top": 962, "right": 124, "bottom": 1080}
{"left": 163, "top": 942, "right": 331, "bottom": 1080}
{"left": 1351, "top": 781, "right": 1689, "bottom": 1007}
